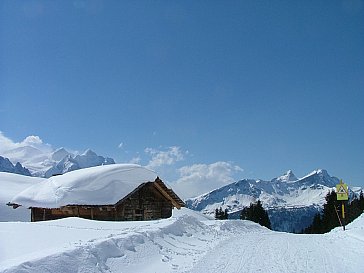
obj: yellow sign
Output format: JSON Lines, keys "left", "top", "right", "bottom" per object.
{"left": 336, "top": 180, "right": 349, "bottom": 201}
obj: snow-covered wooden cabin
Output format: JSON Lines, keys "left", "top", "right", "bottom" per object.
{"left": 9, "top": 164, "right": 185, "bottom": 222}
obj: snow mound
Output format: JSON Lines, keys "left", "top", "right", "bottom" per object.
{"left": 12, "top": 164, "right": 157, "bottom": 208}
{"left": 172, "top": 207, "right": 214, "bottom": 221}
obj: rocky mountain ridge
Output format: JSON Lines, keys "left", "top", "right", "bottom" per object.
{"left": 0, "top": 156, "right": 32, "bottom": 176}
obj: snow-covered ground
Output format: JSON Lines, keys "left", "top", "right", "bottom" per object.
{"left": 1, "top": 208, "right": 363, "bottom": 273}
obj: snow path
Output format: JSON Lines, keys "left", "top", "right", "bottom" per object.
{"left": 0, "top": 210, "right": 363, "bottom": 273}
{"left": 187, "top": 219, "right": 364, "bottom": 273}
{"left": 187, "top": 232, "right": 340, "bottom": 273}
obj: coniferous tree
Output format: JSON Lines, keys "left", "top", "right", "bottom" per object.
{"left": 347, "top": 195, "right": 362, "bottom": 223}
{"left": 304, "top": 212, "right": 323, "bottom": 234}
{"left": 224, "top": 208, "right": 229, "bottom": 220}
{"left": 240, "top": 200, "right": 271, "bottom": 229}
{"left": 240, "top": 206, "right": 249, "bottom": 220}
{"left": 359, "top": 190, "right": 364, "bottom": 211}
{"left": 304, "top": 189, "right": 364, "bottom": 234}
{"left": 215, "top": 207, "right": 229, "bottom": 220}
{"left": 218, "top": 207, "right": 223, "bottom": 219}
{"left": 261, "top": 208, "right": 271, "bottom": 229}
{"left": 215, "top": 208, "right": 219, "bottom": 219}
{"left": 321, "top": 190, "right": 340, "bottom": 232}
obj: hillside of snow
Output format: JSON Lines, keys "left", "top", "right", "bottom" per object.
{"left": 0, "top": 208, "right": 363, "bottom": 273}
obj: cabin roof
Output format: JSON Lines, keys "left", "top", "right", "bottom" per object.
{"left": 11, "top": 164, "right": 159, "bottom": 208}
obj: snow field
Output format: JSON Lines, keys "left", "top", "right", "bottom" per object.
{"left": 0, "top": 211, "right": 222, "bottom": 273}
{"left": 0, "top": 209, "right": 363, "bottom": 273}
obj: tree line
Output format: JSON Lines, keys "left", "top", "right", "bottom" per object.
{"left": 303, "top": 190, "right": 364, "bottom": 234}
{"left": 215, "top": 200, "right": 271, "bottom": 229}
{"left": 215, "top": 207, "right": 229, "bottom": 220}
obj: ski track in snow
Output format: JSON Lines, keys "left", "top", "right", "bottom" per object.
{"left": 1, "top": 211, "right": 363, "bottom": 273}
{"left": 185, "top": 232, "right": 335, "bottom": 273}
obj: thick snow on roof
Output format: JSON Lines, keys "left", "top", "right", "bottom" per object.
{"left": 0, "top": 172, "right": 46, "bottom": 202}
{"left": 11, "top": 164, "right": 157, "bottom": 208}
{"left": 0, "top": 172, "right": 46, "bottom": 221}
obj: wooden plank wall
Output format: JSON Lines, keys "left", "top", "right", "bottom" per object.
{"left": 31, "top": 183, "right": 173, "bottom": 222}
{"left": 115, "top": 183, "right": 172, "bottom": 221}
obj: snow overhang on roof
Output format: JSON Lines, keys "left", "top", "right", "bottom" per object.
{"left": 11, "top": 164, "right": 158, "bottom": 208}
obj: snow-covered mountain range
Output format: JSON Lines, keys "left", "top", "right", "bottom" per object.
{"left": 43, "top": 148, "right": 115, "bottom": 177}
{"left": 1, "top": 146, "right": 115, "bottom": 178}
{"left": 185, "top": 169, "right": 361, "bottom": 232}
{"left": 0, "top": 156, "right": 31, "bottom": 176}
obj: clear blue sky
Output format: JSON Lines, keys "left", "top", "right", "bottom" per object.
{"left": 1, "top": 1, "right": 363, "bottom": 192}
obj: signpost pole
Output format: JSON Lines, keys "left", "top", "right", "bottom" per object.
{"left": 336, "top": 179, "right": 348, "bottom": 231}
{"left": 341, "top": 201, "right": 345, "bottom": 231}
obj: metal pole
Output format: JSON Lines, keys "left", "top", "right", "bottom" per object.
{"left": 342, "top": 201, "right": 345, "bottom": 231}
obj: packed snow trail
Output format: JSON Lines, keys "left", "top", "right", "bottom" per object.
{"left": 0, "top": 209, "right": 363, "bottom": 273}
{"left": 186, "top": 231, "right": 350, "bottom": 273}
{"left": 186, "top": 215, "right": 364, "bottom": 273}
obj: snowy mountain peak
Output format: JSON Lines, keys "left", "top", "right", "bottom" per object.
{"left": 51, "top": 147, "right": 71, "bottom": 161}
{"left": 44, "top": 149, "right": 115, "bottom": 178}
{"left": 303, "top": 169, "right": 327, "bottom": 178}
{"left": 315, "top": 169, "right": 329, "bottom": 176}
{"left": 300, "top": 168, "right": 338, "bottom": 187}
{"left": 82, "top": 149, "right": 97, "bottom": 157}
{"left": 274, "top": 170, "right": 298, "bottom": 183}
{"left": 6, "top": 146, "right": 46, "bottom": 160}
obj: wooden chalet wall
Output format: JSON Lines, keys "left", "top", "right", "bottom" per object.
{"left": 115, "top": 182, "right": 172, "bottom": 221}
{"left": 30, "top": 180, "right": 182, "bottom": 222}
{"left": 31, "top": 205, "right": 116, "bottom": 222}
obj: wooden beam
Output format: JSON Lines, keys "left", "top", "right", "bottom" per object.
{"left": 153, "top": 182, "right": 181, "bottom": 209}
